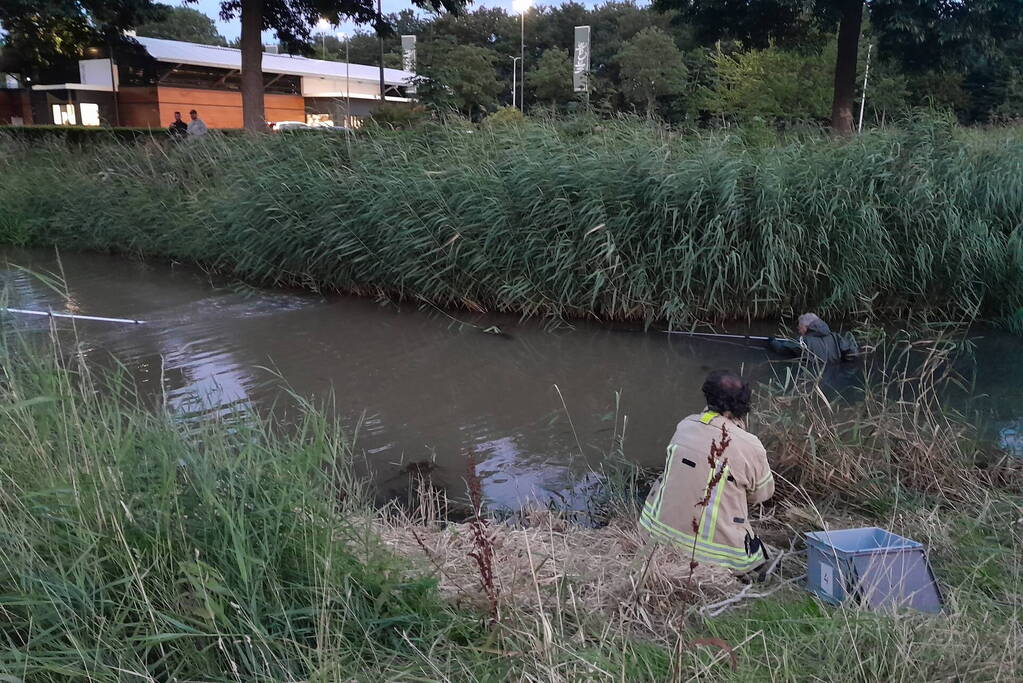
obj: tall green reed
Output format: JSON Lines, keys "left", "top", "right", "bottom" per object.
{"left": 0, "top": 333, "right": 478, "bottom": 680}
{"left": 2, "top": 115, "right": 1022, "bottom": 328}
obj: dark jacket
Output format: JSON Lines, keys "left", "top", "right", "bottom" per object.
{"left": 769, "top": 319, "right": 858, "bottom": 363}
{"left": 169, "top": 120, "right": 188, "bottom": 138}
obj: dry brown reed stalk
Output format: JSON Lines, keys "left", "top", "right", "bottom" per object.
{"left": 756, "top": 331, "right": 1020, "bottom": 507}
{"left": 465, "top": 452, "right": 500, "bottom": 623}
{"left": 375, "top": 505, "right": 742, "bottom": 645}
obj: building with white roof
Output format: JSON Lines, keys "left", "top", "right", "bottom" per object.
{"left": 0, "top": 36, "right": 416, "bottom": 129}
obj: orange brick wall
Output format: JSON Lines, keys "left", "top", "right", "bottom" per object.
{"left": 156, "top": 86, "right": 304, "bottom": 128}
{"left": 117, "top": 87, "right": 161, "bottom": 127}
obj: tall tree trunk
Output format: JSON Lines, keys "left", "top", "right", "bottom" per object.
{"left": 646, "top": 90, "right": 656, "bottom": 120}
{"left": 830, "top": 0, "right": 864, "bottom": 134}
{"left": 240, "top": 0, "right": 265, "bottom": 132}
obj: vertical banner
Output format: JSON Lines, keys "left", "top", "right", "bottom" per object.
{"left": 573, "top": 25, "right": 591, "bottom": 93}
{"left": 401, "top": 34, "right": 417, "bottom": 94}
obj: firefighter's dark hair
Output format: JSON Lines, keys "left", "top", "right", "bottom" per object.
{"left": 701, "top": 369, "right": 752, "bottom": 419}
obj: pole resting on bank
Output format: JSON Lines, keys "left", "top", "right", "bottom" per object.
{"left": 1, "top": 308, "right": 145, "bottom": 325}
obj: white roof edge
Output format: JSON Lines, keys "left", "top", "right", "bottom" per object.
{"left": 134, "top": 36, "right": 415, "bottom": 86}
{"left": 33, "top": 83, "right": 114, "bottom": 92}
{"left": 307, "top": 93, "right": 413, "bottom": 103}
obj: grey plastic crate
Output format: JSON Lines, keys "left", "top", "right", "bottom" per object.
{"left": 805, "top": 527, "right": 944, "bottom": 614}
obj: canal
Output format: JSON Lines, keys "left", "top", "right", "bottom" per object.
{"left": 2, "top": 249, "right": 1020, "bottom": 509}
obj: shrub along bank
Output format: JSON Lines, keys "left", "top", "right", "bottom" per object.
{"left": 2, "top": 116, "right": 1022, "bottom": 328}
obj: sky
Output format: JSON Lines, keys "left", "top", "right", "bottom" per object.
{"left": 187, "top": 0, "right": 589, "bottom": 41}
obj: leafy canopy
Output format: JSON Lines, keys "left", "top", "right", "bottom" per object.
{"left": 0, "top": 0, "right": 163, "bottom": 72}
{"left": 136, "top": 4, "right": 228, "bottom": 46}
{"left": 615, "top": 27, "right": 688, "bottom": 117}
{"left": 528, "top": 48, "right": 574, "bottom": 105}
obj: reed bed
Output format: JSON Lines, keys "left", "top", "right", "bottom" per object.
{"left": 2, "top": 116, "right": 1023, "bottom": 328}
{"left": 754, "top": 329, "right": 1022, "bottom": 508}
{"left": 0, "top": 334, "right": 482, "bottom": 681}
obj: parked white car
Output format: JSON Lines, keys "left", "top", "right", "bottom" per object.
{"left": 271, "top": 121, "right": 313, "bottom": 131}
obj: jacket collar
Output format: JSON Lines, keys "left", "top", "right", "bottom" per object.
{"left": 698, "top": 408, "right": 744, "bottom": 430}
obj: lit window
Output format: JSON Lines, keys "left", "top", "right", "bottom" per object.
{"left": 51, "top": 104, "right": 77, "bottom": 125}
{"left": 80, "top": 103, "right": 100, "bottom": 126}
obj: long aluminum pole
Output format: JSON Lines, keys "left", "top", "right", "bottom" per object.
{"left": 858, "top": 43, "right": 872, "bottom": 133}
{"left": 3, "top": 308, "right": 144, "bottom": 324}
{"left": 664, "top": 330, "right": 779, "bottom": 342}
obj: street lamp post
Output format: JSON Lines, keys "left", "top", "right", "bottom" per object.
{"left": 512, "top": 0, "right": 530, "bottom": 112}
{"left": 316, "top": 18, "right": 330, "bottom": 59}
{"left": 511, "top": 56, "right": 521, "bottom": 109}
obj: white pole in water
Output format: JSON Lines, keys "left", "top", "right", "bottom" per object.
{"left": 664, "top": 330, "right": 783, "bottom": 342}
{"left": 2, "top": 308, "right": 144, "bottom": 324}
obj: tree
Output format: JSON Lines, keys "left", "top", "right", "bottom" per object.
{"left": 528, "top": 48, "right": 573, "bottom": 106}
{"left": 217, "top": 0, "right": 465, "bottom": 132}
{"left": 656, "top": 0, "right": 1023, "bottom": 134}
{"left": 699, "top": 43, "right": 834, "bottom": 123}
{"left": 0, "top": 0, "right": 162, "bottom": 75}
{"left": 615, "top": 27, "right": 688, "bottom": 118}
{"left": 415, "top": 43, "right": 503, "bottom": 119}
{"left": 136, "top": 4, "right": 227, "bottom": 45}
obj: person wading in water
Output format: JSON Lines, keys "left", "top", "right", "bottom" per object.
{"left": 640, "top": 370, "right": 775, "bottom": 576}
{"left": 769, "top": 313, "right": 858, "bottom": 363}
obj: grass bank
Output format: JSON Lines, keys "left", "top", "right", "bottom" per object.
{"left": 1, "top": 327, "right": 1020, "bottom": 680}
{"left": 2, "top": 116, "right": 1023, "bottom": 329}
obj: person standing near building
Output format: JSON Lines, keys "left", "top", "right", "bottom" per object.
{"left": 168, "top": 111, "right": 188, "bottom": 139}
{"left": 187, "top": 109, "right": 208, "bottom": 137}
{"left": 640, "top": 370, "right": 775, "bottom": 576}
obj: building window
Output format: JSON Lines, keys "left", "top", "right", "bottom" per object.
{"left": 52, "top": 104, "right": 77, "bottom": 125}
{"left": 80, "top": 103, "right": 101, "bottom": 126}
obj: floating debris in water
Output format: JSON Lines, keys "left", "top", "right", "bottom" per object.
{"left": 999, "top": 422, "right": 1023, "bottom": 458}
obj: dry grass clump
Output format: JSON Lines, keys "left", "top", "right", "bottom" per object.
{"left": 755, "top": 331, "right": 1022, "bottom": 507}
{"left": 377, "top": 501, "right": 741, "bottom": 643}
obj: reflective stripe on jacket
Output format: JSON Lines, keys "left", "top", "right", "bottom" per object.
{"left": 640, "top": 411, "right": 775, "bottom": 572}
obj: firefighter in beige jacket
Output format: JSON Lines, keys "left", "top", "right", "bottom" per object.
{"left": 640, "top": 370, "right": 775, "bottom": 573}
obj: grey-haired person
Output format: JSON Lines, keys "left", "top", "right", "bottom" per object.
{"left": 768, "top": 313, "right": 858, "bottom": 363}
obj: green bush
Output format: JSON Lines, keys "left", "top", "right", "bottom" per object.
{"left": 0, "top": 125, "right": 245, "bottom": 145}
{"left": 484, "top": 106, "right": 526, "bottom": 126}
{"left": 1, "top": 115, "right": 1022, "bottom": 327}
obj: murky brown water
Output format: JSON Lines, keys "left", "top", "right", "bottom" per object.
{"left": 2, "top": 249, "right": 1020, "bottom": 509}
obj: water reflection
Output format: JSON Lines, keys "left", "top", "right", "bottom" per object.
{"left": 2, "top": 248, "right": 1021, "bottom": 514}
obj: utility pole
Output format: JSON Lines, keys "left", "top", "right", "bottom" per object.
{"left": 107, "top": 39, "right": 120, "bottom": 126}
{"left": 858, "top": 43, "right": 873, "bottom": 133}
{"left": 519, "top": 9, "right": 525, "bottom": 111}
{"left": 513, "top": 0, "right": 530, "bottom": 112}
{"left": 511, "top": 56, "right": 521, "bottom": 109}
{"left": 378, "top": 0, "right": 386, "bottom": 102}
{"left": 345, "top": 37, "right": 351, "bottom": 126}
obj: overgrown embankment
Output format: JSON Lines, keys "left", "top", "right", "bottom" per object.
{"left": 2, "top": 117, "right": 1022, "bottom": 328}
{"left": 1, "top": 328, "right": 1020, "bottom": 680}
